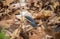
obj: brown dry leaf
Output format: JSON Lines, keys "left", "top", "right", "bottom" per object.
{"left": 35, "top": 12, "right": 44, "bottom": 19}
{"left": 0, "top": 18, "right": 14, "bottom": 28}
{"left": 5, "top": 0, "right": 14, "bottom": 5}
{"left": 53, "top": 2, "right": 59, "bottom": 9}
{"left": 35, "top": 10, "right": 53, "bottom": 19}
{"left": 44, "top": 10, "right": 53, "bottom": 17}
{"left": 29, "top": 27, "right": 46, "bottom": 39}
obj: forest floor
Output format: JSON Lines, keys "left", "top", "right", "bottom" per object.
{"left": 0, "top": 0, "right": 60, "bottom": 39}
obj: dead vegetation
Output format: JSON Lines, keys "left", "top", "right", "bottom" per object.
{"left": 0, "top": 0, "right": 60, "bottom": 39}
